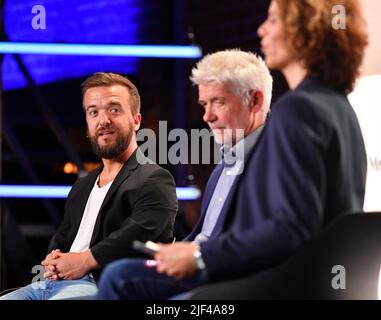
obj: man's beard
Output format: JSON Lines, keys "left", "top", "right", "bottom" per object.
{"left": 89, "top": 128, "right": 132, "bottom": 159}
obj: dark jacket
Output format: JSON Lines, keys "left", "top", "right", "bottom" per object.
{"left": 48, "top": 148, "right": 178, "bottom": 276}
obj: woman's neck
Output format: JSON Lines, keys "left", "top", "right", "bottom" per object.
{"left": 282, "top": 61, "right": 308, "bottom": 90}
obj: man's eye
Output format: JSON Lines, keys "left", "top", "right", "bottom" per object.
{"left": 110, "top": 108, "right": 119, "bottom": 113}
{"left": 89, "top": 110, "right": 97, "bottom": 116}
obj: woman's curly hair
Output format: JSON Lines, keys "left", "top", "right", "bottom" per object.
{"left": 276, "top": 0, "right": 368, "bottom": 93}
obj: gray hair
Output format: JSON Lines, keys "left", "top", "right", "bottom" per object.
{"left": 190, "top": 49, "right": 273, "bottom": 113}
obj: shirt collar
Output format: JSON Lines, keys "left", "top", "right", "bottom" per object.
{"left": 221, "top": 125, "right": 264, "bottom": 166}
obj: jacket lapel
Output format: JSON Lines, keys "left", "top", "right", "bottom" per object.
{"left": 90, "top": 148, "right": 140, "bottom": 245}
{"left": 186, "top": 162, "right": 225, "bottom": 241}
{"left": 210, "top": 143, "right": 260, "bottom": 238}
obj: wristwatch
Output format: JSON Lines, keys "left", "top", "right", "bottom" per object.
{"left": 193, "top": 246, "right": 206, "bottom": 270}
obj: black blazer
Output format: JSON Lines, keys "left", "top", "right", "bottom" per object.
{"left": 48, "top": 148, "right": 178, "bottom": 272}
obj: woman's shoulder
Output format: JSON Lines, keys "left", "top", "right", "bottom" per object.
{"left": 271, "top": 89, "right": 317, "bottom": 119}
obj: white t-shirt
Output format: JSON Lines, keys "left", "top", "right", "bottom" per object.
{"left": 70, "top": 176, "right": 113, "bottom": 253}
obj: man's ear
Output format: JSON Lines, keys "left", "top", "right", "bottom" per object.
{"left": 249, "top": 90, "right": 264, "bottom": 113}
{"left": 133, "top": 113, "right": 142, "bottom": 131}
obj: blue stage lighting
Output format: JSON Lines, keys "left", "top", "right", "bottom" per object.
{"left": 0, "top": 185, "right": 200, "bottom": 200}
{"left": 0, "top": 42, "right": 202, "bottom": 58}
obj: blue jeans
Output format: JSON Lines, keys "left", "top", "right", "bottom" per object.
{"left": 96, "top": 258, "right": 208, "bottom": 300}
{"left": 0, "top": 275, "right": 97, "bottom": 300}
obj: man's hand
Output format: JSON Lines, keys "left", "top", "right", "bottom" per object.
{"left": 43, "top": 249, "right": 99, "bottom": 280}
{"left": 42, "top": 249, "right": 62, "bottom": 280}
{"left": 155, "top": 242, "right": 198, "bottom": 279}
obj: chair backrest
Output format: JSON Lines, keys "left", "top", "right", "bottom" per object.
{"left": 190, "top": 212, "right": 381, "bottom": 299}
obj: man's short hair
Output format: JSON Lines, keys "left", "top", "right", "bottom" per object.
{"left": 81, "top": 72, "right": 141, "bottom": 115}
{"left": 190, "top": 49, "right": 273, "bottom": 113}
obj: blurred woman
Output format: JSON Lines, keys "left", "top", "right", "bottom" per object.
{"left": 257, "top": 0, "right": 368, "bottom": 224}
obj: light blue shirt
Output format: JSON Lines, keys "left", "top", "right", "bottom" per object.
{"left": 195, "top": 127, "right": 264, "bottom": 242}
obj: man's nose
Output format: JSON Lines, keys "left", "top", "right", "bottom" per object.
{"left": 99, "top": 112, "right": 111, "bottom": 127}
{"left": 203, "top": 105, "right": 216, "bottom": 123}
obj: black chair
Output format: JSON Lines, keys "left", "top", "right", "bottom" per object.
{"left": 189, "top": 212, "right": 381, "bottom": 299}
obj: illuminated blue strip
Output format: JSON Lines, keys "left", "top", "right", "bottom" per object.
{"left": 0, "top": 185, "right": 70, "bottom": 198}
{"left": 0, "top": 185, "right": 200, "bottom": 200}
{"left": 0, "top": 42, "right": 202, "bottom": 58}
{"left": 174, "top": 187, "right": 201, "bottom": 201}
